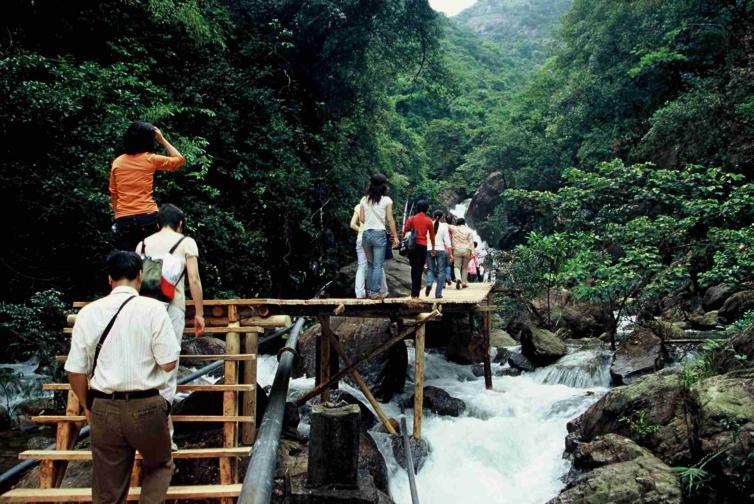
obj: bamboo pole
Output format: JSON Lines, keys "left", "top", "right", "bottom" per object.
{"left": 220, "top": 305, "right": 240, "bottom": 504}
{"left": 241, "top": 328, "right": 259, "bottom": 445}
{"left": 413, "top": 322, "right": 426, "bottom": 439}
{"left": 483, "top": 293, "right": 493, "bottom": 390}
{"left": 318, "top": 316, "right": 333, "bottom": 403}
{"left": 294, "top": 311, "right": 440, "bottom": 406}
{"left": 324, "top": 329, "right": 398, "bottom": 436}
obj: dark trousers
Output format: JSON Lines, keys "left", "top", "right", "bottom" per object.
{"left": 113, "top": 212, "right": 159, "bottom": 251}
{"left": 91, "top": 395, "right": 174, "bottom": 504}
{"left": 409, "top": 245, "right": 428, "bottom": 297}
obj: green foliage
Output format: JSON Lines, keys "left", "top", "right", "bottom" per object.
{"left": 730, "top": 310, "right": 754, "bottom": 333}
{"left": 619, "top": 410, "right": 661, "bottom": 441}
{"left": 0, "top": 290, "right": 68, "bottom": 365}
{"left": 673, "top": 465, "right": 711, "bottom": 495}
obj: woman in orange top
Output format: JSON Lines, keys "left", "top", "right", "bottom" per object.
{"left": 110, "top": 121, "right": 185, "bottom": 251}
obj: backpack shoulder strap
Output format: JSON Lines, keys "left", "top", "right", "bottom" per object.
{"left": 140, "top": 240, "right": 146, "bottom": 255}
{"left": 91, "top": 295, "right": 136, "bottom": 377}
{"left": 169, "top": 236, "right": 187, "bottom": 254}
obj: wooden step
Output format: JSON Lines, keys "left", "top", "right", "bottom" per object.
{"left": 19, "top": 447, "right": 251, "bottom": 461}
{"left": 55, "top": 354, "right": 256, "bottom": 362}
{"left": 0, "top": 484, "right": 242, "bottom": 502}
{"left": 32, "top": 415, "right": 253, "bottom": 424}
{"left": 42, "top": 383, "right": 254, "bottom": 392}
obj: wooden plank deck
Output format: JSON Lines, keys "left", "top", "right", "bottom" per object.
{"left": 71, "top": 282, "right": 494, "bottom": 314}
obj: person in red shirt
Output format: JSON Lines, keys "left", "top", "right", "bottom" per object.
{"left": 403, "top": 200, "right": 436, "bottom": 298}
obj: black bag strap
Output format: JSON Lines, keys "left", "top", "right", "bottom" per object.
{"left": 91, "top": 295, "right": 136, "bottom": 377}
{"left": 140, "top": 240, "right": 146, "bottom": 255}
{"left": 169, "top": 236, "right": 187, "bottom": 254}
{"left": 170, "top": 236, "right": 188, "bottom": 283}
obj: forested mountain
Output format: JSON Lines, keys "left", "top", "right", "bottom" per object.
{"left": 456, "top": 0, "right": 571, "bottom": 62}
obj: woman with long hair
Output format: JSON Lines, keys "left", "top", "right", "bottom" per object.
{"left": 358, "top": 174, "right": 399, "bottom": 299}
{"left": 350, "top": 203, "right": 388, "bottom": 298}
{"left": 110, "top": 121, "right": 185, "bottom": 251}
{"left": 425, "top": 210, "right": 451, "bottom": 298}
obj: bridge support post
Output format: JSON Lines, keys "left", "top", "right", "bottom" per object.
{"left": 220, "top": 304, "right": 240, "bottom": 504}
{"left": 483, "top": 293, "right": 493, "bottom": 390}
{"left": 413, "top": 320, "right": 426, "bottom": 439}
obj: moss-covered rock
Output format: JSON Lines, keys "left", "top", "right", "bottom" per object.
{"left": 521, "top": 326, "right": 566, "bottom": 366}
{"left": 549, "top": 450, "right": 682, "bottom": 504}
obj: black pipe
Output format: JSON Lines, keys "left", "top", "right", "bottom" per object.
{"left": 238, "top": 317, "right": 305, "bottom": 504}
{"left": 401, "top": 416, "right": 420, "bottom": 504}
{"left": 0, "top": 358, "right": 225, "bottom": 490}
{"left": 238, "top": 280, "right": 331, "bottom": 504}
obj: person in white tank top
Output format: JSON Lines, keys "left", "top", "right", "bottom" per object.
{"left": 358, "top": 174, "right": 399, "bottom": 299}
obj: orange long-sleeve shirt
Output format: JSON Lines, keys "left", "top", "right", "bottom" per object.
{"left": 109, "top": 152, "right": 184, "bottom": 219}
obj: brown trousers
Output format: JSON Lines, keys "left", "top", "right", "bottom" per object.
{"left": 91, "top": 395, "right": 174, "bottom": 504}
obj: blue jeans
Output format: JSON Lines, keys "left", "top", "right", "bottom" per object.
{"left": 426, "top": 251, "right": 448, "bottom": 298}
{"left": 362, "top": 229, "right": 387, "bottom": 296}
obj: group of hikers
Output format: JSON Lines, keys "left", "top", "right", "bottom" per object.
{"left": 352, "top": 173, "right": 488, "bottom": 301}
{"left": 67, "top": 121, "right": 204, "bottom": 503}
{"left": 64, "top": 122, "right": 488, "bottom": 503}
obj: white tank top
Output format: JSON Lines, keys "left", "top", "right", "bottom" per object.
{"left": 360, "top": 196, "right": 392, "bottom": 231}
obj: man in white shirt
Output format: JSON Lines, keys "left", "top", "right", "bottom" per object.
{"left": 66, "top": 251, "right": 180, "bottom": 504}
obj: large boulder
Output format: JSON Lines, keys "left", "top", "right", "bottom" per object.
{"left": 609, "top": 328, "right": 665, "bottom": 385}
{"left": 532, "top": 290, "right": 612, "bottom": 339}
{"left": 520, "top": 327, "right": 566, "bottom": 366}
{"left": 296, "top": 317, "right": 407, "bottom": 402}
{"left": 572, "top": 434, "right": 651, "bottom": 470}
{"left": 566, "top": 369, "right": 692, "bottom": 465}
{"left": 687, "top": 310, "right": 720, "bottom": 330}
{"left": 731, "top": 325, "right": 754, "bottom": 361}
{"left": 465, "top": 171, "right": 505, "bottom": 230}
{"left": 490, "top": 329, "right": 516, "bottom": 347}
{"left": 551, "top": 436, "right": 682, "bottom": 504}
{"left": 331, "top": 255, "right": 413, "bottom": 298}
{"left": 181, "top": 336, "right": 226, "bottom": 365}
{"left": 567, "top": 368, "right": 754, "bottom": 501}
{"left": 718, "top": 290, "right": 754, "bottom": 324}
{"left": 702, "top": 284, "right": 736, "bottom": 311}
{"left": 403, "top": 386, "right": 466, "bottom": 417}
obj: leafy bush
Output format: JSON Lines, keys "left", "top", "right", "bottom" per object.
{"left": 0, "top": 289, "right": 68, "bottom": 364}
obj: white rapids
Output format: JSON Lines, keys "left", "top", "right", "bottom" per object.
{"left": 258, "top": 343, "right": 610, "bottom": 504}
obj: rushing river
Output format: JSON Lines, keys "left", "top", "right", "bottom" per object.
{"left": 258, "top": 343, "right": 611, "bottom": 504}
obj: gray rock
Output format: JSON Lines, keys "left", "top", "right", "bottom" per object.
{"left": 404, "top": 386, "right": 466, "bottom": 417}
{"left": 521, "top": 327, "right": 566, "bottom": 366}
{"left": 718, "top": 290, "right": 754, "bottom": 324}
{"left": 391, "top": 434, "right": 430, "bottom": 473}
{"left": 465, "top": 171, "right": 505, "bottom": 231}
{"left": 181, "top": 336, "right": 226, "bottom": 365}
{"left": 507, "top": 351, "right": 535, "bottom": 372}
{"left": 609, "top": 328, "right": 664, "bottom": 385}
{"left": 703, "top": 284, "right": 736, "bottom": 311}
{"left": 550, "top": 451, "right": 682, "bottom": 504}
{"left": 489, "top": 329, "right": 516, "bottom": 347}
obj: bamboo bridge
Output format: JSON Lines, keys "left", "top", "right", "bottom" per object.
{"left": 0, "top": 283, "right": 494, "bottom": 502}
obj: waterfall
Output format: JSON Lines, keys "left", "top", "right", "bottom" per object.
{"left": 258, "top": 342, "right": 611, "bottom": 504}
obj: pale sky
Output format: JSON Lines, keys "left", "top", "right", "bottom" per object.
{"left": 429, "top": 0, "right": 478, "bottom": 16}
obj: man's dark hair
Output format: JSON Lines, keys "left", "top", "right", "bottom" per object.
{"left": 123, "top": 121, "right": 156, "bottom": 155}
{"left": 416, "top": 200, "right": 429, "bottom": 213}
{"left": 457, "top": 218, "right": 466, "bottom": 225}
{"left": 106, "top": 251, "right": 143, "bottom": 281}
{"left": 433, "top": 210, "right": 444, "bottom": 219}
{"left": 158, "top": 203, "right": 185, "bottom": 231}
